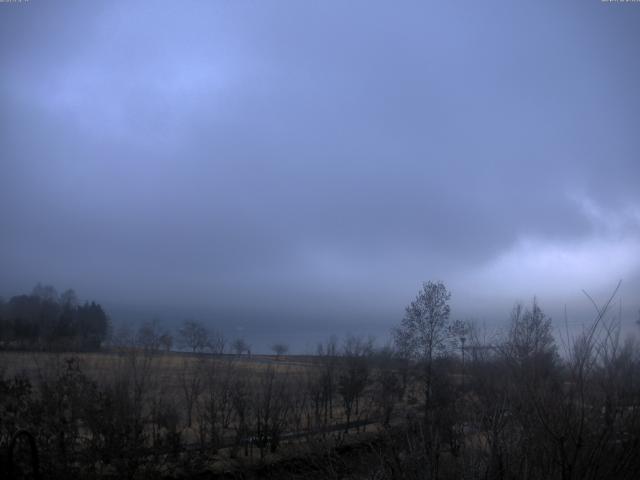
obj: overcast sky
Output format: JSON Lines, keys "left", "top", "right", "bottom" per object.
{"left": 1, "top": 1, "right": 639, "bottom": 351}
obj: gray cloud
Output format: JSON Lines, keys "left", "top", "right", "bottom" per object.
{"left": 1, "top": 1, "right": 639, "bottom": 351}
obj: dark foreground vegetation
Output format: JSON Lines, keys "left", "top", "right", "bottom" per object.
{"left": 1, "top": 282, "right": 640, "bottom": 479}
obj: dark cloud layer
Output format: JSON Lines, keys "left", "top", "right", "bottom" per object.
{"left": 1, "top": 1, "right": 639, "bottom": 351}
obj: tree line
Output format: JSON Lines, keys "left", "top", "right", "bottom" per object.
{"left": 0, "top": 284, "right": 287, "bottom": 358}
{"left": 0, "top": 284, "right": 110, "bottom": 351}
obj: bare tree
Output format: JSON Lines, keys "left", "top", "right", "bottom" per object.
{"left": 338, "top": 335, "right": 373, "bottom": 432}
{"left": 271, "top": 342, "right": 289, "bottom": 360}
{"left": 504, "top": 299, "right": 556, "bottom": 366}
{"left": 110, "top": 323, "right": 134, "bottom": 351}
{"left": 316, "top": 336, "right": 339, "bottom": 426}
{"left": 158, "top": 332, "right": 173, "bottom": 353}
{"left": 394, "top": 281, "right": 451, "bottom": 360}
{"left": 135, "top": 319, "right": 165, "bottom": 353}
{"left": 197, "top": 357, "right": 236, "bottom": 452}
{"left": 232, "top": 338, "right": 250, "bottom": 356}
{"left": 394, "top": 281, "right": 452, "bottom": 414}
{"left": 393, "top": 281, "right": 453, "bottom": 477}
{"left": 254, "top": 366, "right": 291, "bottom": 457}
{"left": 178, "top": 319, "right": 209, "bottom": 353}
{"left": 179, "top": 357, "right": 204, "bottom": 428}
{"left": 371, "top": 346, "right": 405, "bottom": 426}
{"left": 229, "top": 374, "right": 253, "bottom": 458}
{"left": 208, "top": 328, "right": 226, "bottom": 355}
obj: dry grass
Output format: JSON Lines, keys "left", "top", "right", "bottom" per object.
{"left": 0, "top": 350, "right": 314, "bottom": 380}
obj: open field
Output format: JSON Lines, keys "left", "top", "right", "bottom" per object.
{"left": 0, "top": 350, "right": 316, "bottom": 383}
{"left": 1, "top": 346, "right": 417, "bottom": 478}
{"left": 0, "top": 348, "right": 381, "bottom": 426}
